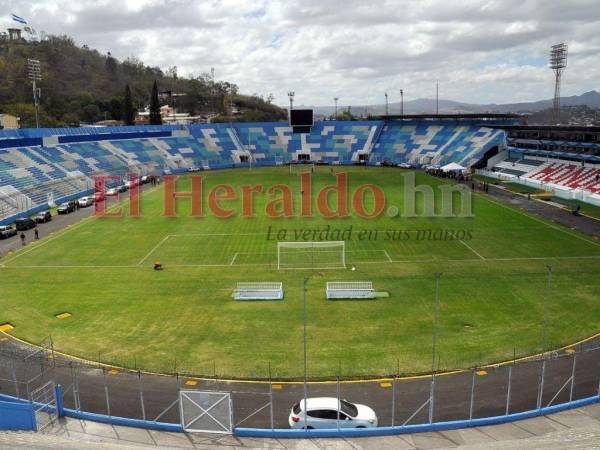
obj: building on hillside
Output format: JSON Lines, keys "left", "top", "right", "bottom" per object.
{"left": 137, "top": 105, "right": 204, "bottom": 124}
{"left": 0, "top": 114, "right": 20, "bottom": 129}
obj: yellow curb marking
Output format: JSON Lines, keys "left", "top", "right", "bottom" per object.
{"left": 380, "top": 382, "right": 392, "bottom": 388}
{"left": 0, "top": 324, "right": 14, "bottom": 333}
{"left": 271, "top": 384, "right": 283, "bottom": 390}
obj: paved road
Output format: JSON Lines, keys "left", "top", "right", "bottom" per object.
{"left": 4, "top": 403, "right": 600, "bottom": 449}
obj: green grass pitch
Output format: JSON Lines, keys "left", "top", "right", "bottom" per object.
{"left": 1, "top": 166, "right": 599, "bottom": 378}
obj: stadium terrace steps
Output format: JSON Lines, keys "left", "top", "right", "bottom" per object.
{"left": 371, "top": 121, "right": 505, "bottom": 167}
{"left": 527, "top": 163, "right": 600, "bottom": 193}
{"left": 0, "top": 120, "right": 510, "bottom": 222}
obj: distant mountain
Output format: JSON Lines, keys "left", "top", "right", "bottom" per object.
{"left": 306, "top": 90, "right": 600, "bottom": 117}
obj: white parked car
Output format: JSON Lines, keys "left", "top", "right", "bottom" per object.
{"left": 78, "top": 196, "right": 94, "bottom": 207}
{"left": 105, "top": 188, "right": 119, "bottom": 196}
{"left": 288, "top": 397, "right": 378, "bottom": 429}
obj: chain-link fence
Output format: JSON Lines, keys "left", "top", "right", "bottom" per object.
{"left": 1, "top": 335, "right": 599, "bottom": 432}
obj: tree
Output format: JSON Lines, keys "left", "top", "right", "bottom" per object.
{"left": 149, "top": 80, "right": 162, "bottom": 125}
{"left": 123, "top": 84, "right": 135, "bottom": 125}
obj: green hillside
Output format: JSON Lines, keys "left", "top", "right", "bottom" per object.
{"left": 0, "top": 35, "right": 286, "bottom": 127}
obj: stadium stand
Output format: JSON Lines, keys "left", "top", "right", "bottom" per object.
{"left": 0, "top": 118, "right": 552, "bottom": 224}
{"left": 371, "top": 120, "right": 505, "bottom": 167}
{"left": 233, "top": 121, "right": 383, "bottom": 164}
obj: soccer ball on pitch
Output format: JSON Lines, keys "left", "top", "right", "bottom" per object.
{"left": 351, "top": 266, "right": 356, "bottom": 271}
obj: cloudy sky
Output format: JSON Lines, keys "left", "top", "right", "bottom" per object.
{"left": 2, "top": 0, "right": 600, "bottom": 107}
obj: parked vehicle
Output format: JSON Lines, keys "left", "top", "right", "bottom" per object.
{"left": 105, "top": 188, "right": 119, "bottom": 196}
{"left": 14, "top": 217, "right": 37, "bottom": 231}
{"left": 288, "top": 398, "right": 378, "bottom": 429}
{"left": 0, "top": 225, "right": 17, "bottom": 239}
{"left": 57, "top": 201, "right": 76, "bottom": 214}
{"left": 78, "top": 196, "right": 94, "bottom": 207}
{"left": 118, "top": 184, "right": 128, "bottom": 193}
{"left": 34, "top": 211, "right": 52, "bottom": 223}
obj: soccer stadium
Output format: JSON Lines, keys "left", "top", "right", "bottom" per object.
{"left": 1, "top": 4, "right": 600, "bottom": 447}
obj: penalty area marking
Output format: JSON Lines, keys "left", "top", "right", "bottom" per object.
{"left": 137, "top": 235, "right": 171, "bottom": 266}
{"left": 459, "top": 240, "right": 485, "bottom": 260}
{"left": 230, "top": 253, "right": 238, "bottom": 266}
{"left": 383, "top": 249, "right": 393, "bottom": 262}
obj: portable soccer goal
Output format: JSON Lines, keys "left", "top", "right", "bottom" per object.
{"left": 233, "top": 282, "right": 283, "bottom": 301}
{"left": 289, "top": 162, "right": 315, "bottom": 174}
{"left": 326, "top": 282, "right": 374, "bottom": 299}
{"left": 277, "top": 241, "right": 346, "bottom": 270}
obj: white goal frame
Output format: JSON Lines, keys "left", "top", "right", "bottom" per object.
{"left": 277, "top": 241, "right": 346, "bottom": 270}
{"left": 233, "top": 282, "right": 283, "bottom": 300}
{"left": 326, "top": 281, "right": 374, "bottom": 299}
{"left": 289, "top": 162, "right": 315, "bottom": 174}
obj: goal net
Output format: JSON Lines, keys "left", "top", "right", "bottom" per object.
{"left": 289, "top": 162, "right": 315, "bottom": 174}
{"left": 326, "top": 282, "right": 374, "bottom": 299}
{"left": 277, "top": 241, "right": 346, "bottom": 270}
{"left": 233, "top": 282, "right": 283, "bottom": 300}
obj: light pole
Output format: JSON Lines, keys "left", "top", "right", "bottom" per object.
{"left": 288, "top": 91, "right": 295, "bottom": 112}
{"left": 400, "top": 89, "right": 404, "bottom": 117}
{"left": 543, "top": 265, "right": 553, "bottom": 353}
{"left": 303, "top": 277, "right": 308, "bottom": 427}
{"left": 333, "top": 97, "right": 339, "bottom": 119}
{"left": 549, "top": 43, "right": 568, "bottom": 125}
{"left": 27, "top": 59, "right": 41, "bottom": 128}
{"left": 385, "top": 92, "right": 389, "bottom": 116}
{"left": 429, "top": 272, "right": 442, "bottom": 424}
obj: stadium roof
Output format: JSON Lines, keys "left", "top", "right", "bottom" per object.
{"left": 373, "top": 113, "right": 524, "bottom": 120}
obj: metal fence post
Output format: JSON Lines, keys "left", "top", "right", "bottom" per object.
{"left": 537, "top": 358, "right": 546, "bottom": 409}
{"left": 103, "top": 367, "right": 111, "bottom": 417}
{"left": 391, "top": 375, "right": 396, "bottom": 427}
{"left": 469, "top": 369, "right": 476, "bottom": 420}
{"left": 428, "top": 373, "right": 436, "bottom": 424}
{"left": 11, "top": 363, "right": 20, "bottom": 398}
{"left": 569, "top": 353, "right": 577, "bottom": 402}
{"left": 505, "top": 365, "right": 512, "bottom": 416}
{"left": 138, "top": 370, "right": 146, "bottom": 421}
{"left": 336, "top": 372, "right": 341, "bottom": 431}
{"left": 269, "top": 362, "right": 274, "bottom": 431}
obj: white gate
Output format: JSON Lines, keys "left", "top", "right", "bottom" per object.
{"left": 30, "top": 381, "right": 57, "bottom": 431}
{"left": 179, "top": 390, "right": 233, "bottom": 434}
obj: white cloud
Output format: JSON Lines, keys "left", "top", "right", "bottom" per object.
{"left": 1, "top": 0, "right": 599, "bottom": 106}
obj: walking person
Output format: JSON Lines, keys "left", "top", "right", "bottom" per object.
{"left": 20, "top": 232, "right": 25, "bottom": 246}
{"left": 34, "top": 229, "right": 39, "bottom": 240}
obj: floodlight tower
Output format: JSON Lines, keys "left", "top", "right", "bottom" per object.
{"left": 385, "top": 92, "right": 389, "bottom": 116}
{"left": 333, "top": 97, "right": 339, "bottom": 119}
{"left": 549, "top": 43, "right": 568, "bottom": 125}
{"left": 287, "top": 91, "right": 295, "bottom": 112}
{"left": 27, "top": 59, "right": 42, "bottom": 128}
{"left": 400, "top": 89, "right": 404, "bottom": 116}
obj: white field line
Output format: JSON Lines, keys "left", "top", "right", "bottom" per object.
{"left": 230, "top": 252, "right": 238, "bottom": 266}
{"left": 459, "top": 240, "right": 485, "bottom": 260}
{"left": 475, "top": 192, "right": 600, "bottom": 248}
{"left": 2, "top": 254, "right": 599, "bottom": 270}
{"left": 137, "top": 235, "right": 171, "bottom": 266}
{"left": 383, "top": 249, "right": 393, "bottom": 263}
{"left": 0, "top": 183, "right": 164, "bottom": 267}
